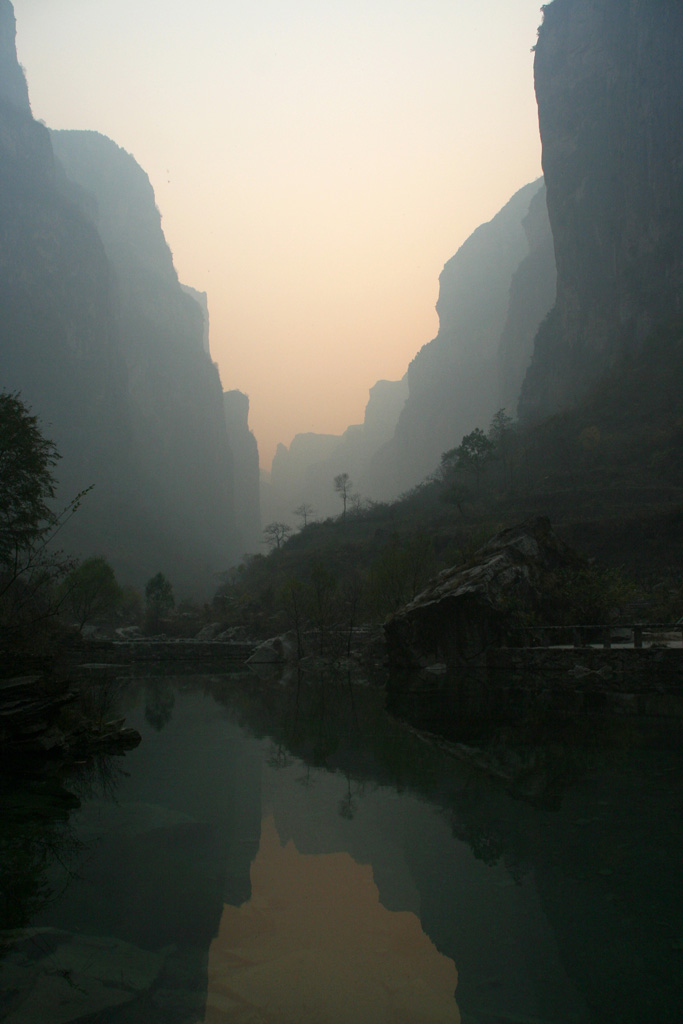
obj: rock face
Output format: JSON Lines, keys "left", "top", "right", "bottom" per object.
{"left": 384, "top": 518, "right": 580, "bottom": 668}
{"left": 369, "top": 180, "right": 555, "bottom": 498}
{"left": 180, "top": 284, "right": 211, "bottom": 354}
{"left": 520, "top": 0, "right": 683, "bottom": 422}
{"left": 1, "top": 5, "right": 133, "bottom": 576}
{"left": 267, "top": 181, "right": 556, "bottom": 519}
{"left": 224, "top": 390, "right": 261, "bottom": 553}
{"left": 498, "top": 184, "right": 557, "bottom": 414}
{"left": 0, "top": 0, "right": 29, "bottom": 114}
{"left": 0, "top": 1, "right": 240, "bottom": 596}
{"left": 49, "top": 129, "right": 236, "bottom": 591}
{"left": 265, "top": 376, "right": 408, "bottom": 523}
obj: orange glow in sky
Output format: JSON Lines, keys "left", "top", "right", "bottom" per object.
{"left": 13, "top": 0, "right": 543, "bottom": 465}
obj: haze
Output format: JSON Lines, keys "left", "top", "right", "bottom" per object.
{"left": 13, "top": 0, "right": 543, "bottom": 466}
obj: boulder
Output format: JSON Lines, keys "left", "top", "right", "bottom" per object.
{"left": 384, "top": 517, "right": 580, "bottom": 668}
{"left": 246, "top": 635, "right": 297, "bottom": 665}
{"left": 194, "top": 622, "right": 225, "bottom": 641}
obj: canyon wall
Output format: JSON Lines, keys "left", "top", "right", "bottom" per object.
{"left": 224, "top": 390, "right": 261, "bottom": 554}
{"left": 266, "top": 179, "right": 557, "bottom": 523}
{"left": 520, "top": 0, "right": 683, "bottom": 421}
{"left": 263, "top": 377, "right": 408, "bottom": 524}
{"left": 1, "top": 1, "right": 247, "bottom": 593}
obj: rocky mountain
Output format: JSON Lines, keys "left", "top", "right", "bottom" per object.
{"left": 497, "top": 184, "right": 557, "bottom": 414}
{"left": 266, "top": 178, "right": 556, "bottom": 522}
{"left": 520, "top": 0, "right": 683, "bottom": 422}
{"left": 264, "top": 376, "right": 408, "bottom": 524}
{"left": 1, "top": 5, "right": 132, "bottom": 570}
{"left": 1, "top": 1, "right": 246, "bottom": 593}
{"left": 224, "top": 390, "right": 261, "bottom": 554}
{"left": 369, "top": 179, "right": 556, "bottom": 499}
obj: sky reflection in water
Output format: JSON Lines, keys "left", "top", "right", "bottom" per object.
{"left": 0, "top": 673, "right": 681, "bottom": 1024}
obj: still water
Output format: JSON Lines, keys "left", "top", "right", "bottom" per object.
{"left": 1, "top": 670, "right": 681, "bottom": 1024}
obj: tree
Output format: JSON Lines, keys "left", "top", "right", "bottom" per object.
{"left": 367, "top": 532, "right": 435, "bottom": 617}
{"left": 145, "top": 572, "right": 174, "bottom": 617}
{"left": 441, "top": 427, "right": 496, "bottom": 489}
{"left": 309, "top": 559, "right": 337, "bottom": 654}
{"left": 488, "top": 408, "right": 517, "bottom": 486}
{"left": 263, "top": 521, "right": 292, "bottom": 550}
{"left": 0, "top": 392, "right": 90, "bottom": 643}
{"left": 62, "top": 556, "right": 122, "bottom": 631}
{"left": 293, "top": 503, "right": 316, "bottom": 528}
{"left": 0, "top": 392, "right": 59, "bottom": 576}
{"left": 333, "top": 472, "right": 352, "bottom": 520}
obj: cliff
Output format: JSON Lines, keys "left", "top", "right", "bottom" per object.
{"left": 1, "top": 1, "right": 238, "bottom": 594}
{"left": 180, "top": 284, "right": 211, "bottom": 355}
{"left": 0, "top": 0, "right": 29, "bottom": 114}
{"left": 498, "top": 185, "right": 557, "bottom": 413}
{"left": 368, "top": 180, "right": 555, "bottom": 498}
{"left": 520, "top": 0, "right": 683, "bottom": 421}
{"left": 0, "top": 2, "right": 133, "bottom": 570}
{"left": 265, "top": 377, "right": 408, "bottom": 523}
{"left": 224, "top": 390, "right": 261, "bottom": 553}
{"left": 47, "top": 129, "right": 237, "bottom": 591}
{"left": 266, "top": 180, "right": 556, "bottom": 520}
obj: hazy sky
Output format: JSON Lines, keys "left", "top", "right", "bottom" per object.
{"left": 13, "top": 0, "right": 543, "bottom": 466}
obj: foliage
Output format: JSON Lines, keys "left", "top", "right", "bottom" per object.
{"left": 366, "top": 532, "right": 435, "bottom": 617}
{"left": 0, "top": 392, "right": 90, "bottom": 649}
{"left": 145, "top": 573, "right": 175, "bottom": 618}
{"left": 263, "top": 521, "right": 293, "bottom": 550}
{"left": 547, "top": 565, "right": 637, "bottom": 625}
{"left": 441, "top": 427, "right": 496, "bottom": 488}
{"left": 61, "top": 556, "right": 122, "bottom": 631}
{"left": 0, "top": 392, "right": 59, "bottom": 572}
{"left": 488, "top": 408, "right": 517, "bottom": 485}
{"left": 118, "top": 584, "right": 143, "bottom": 623}
{"left": 293, "top": 503, "right": 316, "bottom": 528}
{"left": 333, "top": 472, "right": 352, "bottom": 519}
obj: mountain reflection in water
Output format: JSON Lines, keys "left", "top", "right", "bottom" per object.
{"left": 205, "top": 816, "right": 459, "bottom": 1023}
{"left": 0, "top": 671, "right": 681, "bottom": 1024}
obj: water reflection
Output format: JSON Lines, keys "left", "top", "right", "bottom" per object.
{"left": 0, "top": 673, "right": 681, "bottom": 1024}
{"left": 205, "top": 815, "right": 460, "bottom": 1024}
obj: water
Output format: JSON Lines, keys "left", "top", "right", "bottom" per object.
{"left": 1, "top": 669, "right": 681, "bottom": 1024}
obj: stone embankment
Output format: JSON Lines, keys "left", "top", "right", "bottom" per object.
{"left": 77, "top": 639, "right": 257, "bottom": 666}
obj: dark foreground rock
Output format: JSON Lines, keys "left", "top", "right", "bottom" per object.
{"left": 0, "top": 675, "right": 141, "bottom": 760}
{"left": 385, "top": 517, "right": 579, "bottom": 669}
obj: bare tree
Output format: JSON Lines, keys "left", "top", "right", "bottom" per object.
{"left": 333, "top": 472, "right": 352, "bottom": 520}
{"left": 293, "top": 503, "right": 315, "bottom": 528}
{"left": 263, "top": 521, "right": 292, "bottom": 551}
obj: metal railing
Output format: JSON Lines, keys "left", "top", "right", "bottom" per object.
{"left": 505, "top": 624, "right": 683, "bottom": 649}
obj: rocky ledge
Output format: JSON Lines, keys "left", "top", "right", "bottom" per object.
{"left": 0, "top": 675, "right": 141, "bottom": 760}
{"left": 384, "top": 517, "right": 580, "bottom": 669}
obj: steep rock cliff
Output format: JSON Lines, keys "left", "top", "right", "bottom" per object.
{"left": 48, "top": 128, "right": 237, "bottom": 590}
{"left": 369, "top": 179, "right": 554, "bottom": 497}
{"left": 0, "top": 1, "right": 133, "bottom": 566}
{"left": 1, "top": 0, "right": 238, "bottom": 594}
{"left": 265, "top": 377, "right": 408, "bottom": 523}
{"left": 498, "top": 185, "right": 557, "bottom": 413}
{"left": 520, "top": 0, "right": 683, "bottom": 421}
{"left": 266, "top": 180, "right": 556, "bottom": 519}
{"left": 224, "top": 390, "right": 261, "bottom": 553}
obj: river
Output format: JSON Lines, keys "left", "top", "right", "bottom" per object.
{"left": 1, "top": 667, "right": 681, "bottom": 1024}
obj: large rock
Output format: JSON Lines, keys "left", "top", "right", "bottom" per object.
{"left": 519, "top": 0, "right": 683, "bottom": 422}
{"left": 384, "top": 518, "right": 579, "bottom": 668}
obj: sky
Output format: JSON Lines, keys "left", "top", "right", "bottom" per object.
{"left": 13, "top": 0, "right": 544, "bottom": 467}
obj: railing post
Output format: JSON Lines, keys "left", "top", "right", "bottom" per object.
{"left": 603, "top": 627, "right": 611, "bottom": 649}
{"left": 634, "top": 625, "right": 643, "bottom": 649}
